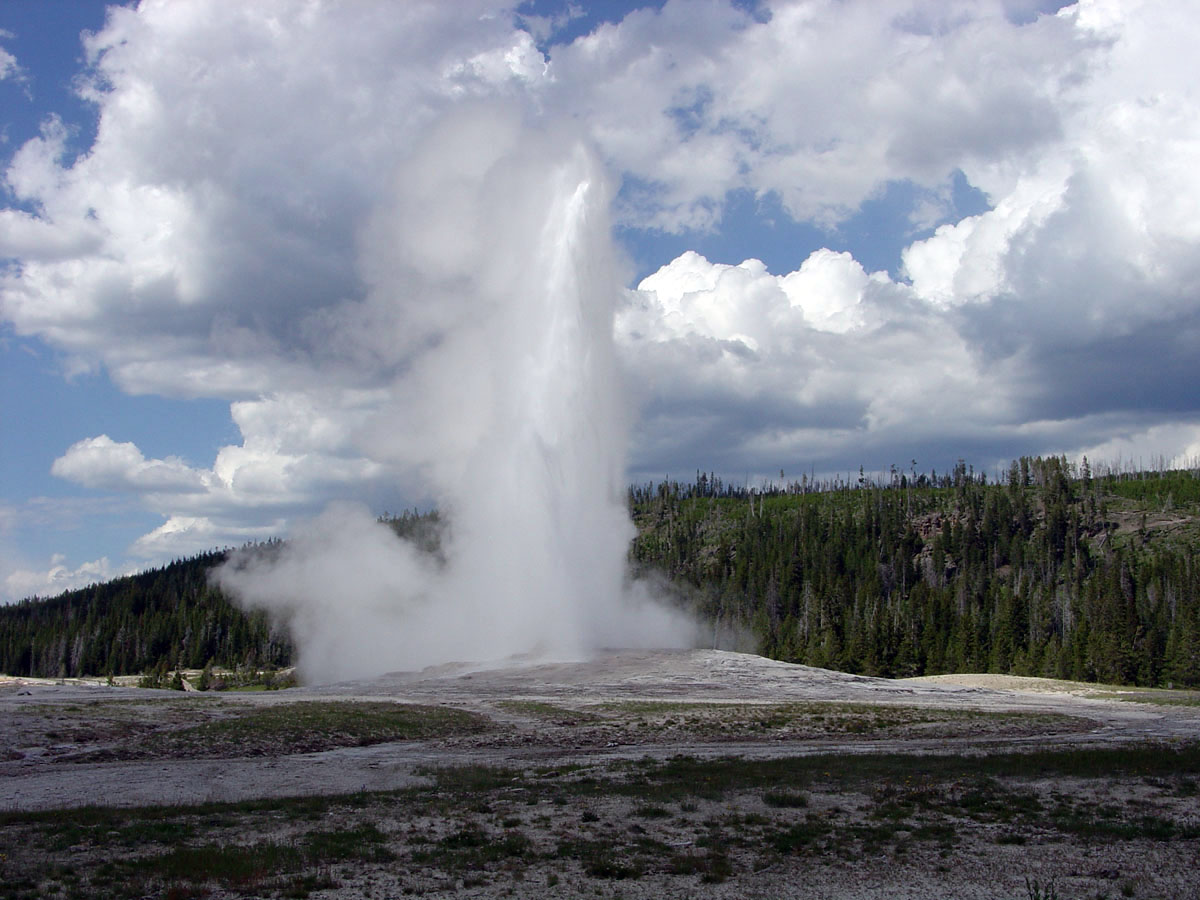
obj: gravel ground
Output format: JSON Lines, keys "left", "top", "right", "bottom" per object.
{"left": 2, "top": 649, "right": 1198, "bottom": 899}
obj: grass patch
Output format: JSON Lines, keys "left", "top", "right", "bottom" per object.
{"left": 668, "top": 848, "right": 733, "bottom": 882}
{"left": 418, "top": 763, "right": 523, "bottom": 794}
{"left": 495, "top": 700, "right": 600, "bottom": 721}
{"left": 411, "top": 825, "right": 533, "bottom": 872}
{"left": 556, "top": 838, "right": 645, "bottom": 879}
{"left": 763, "top": 789, "right": 808, "bottom": 808}
{"left": 302, "top": 823, "right": 395, "bottom": 862}
{"left": 769, "top": 817, "right": 835, "bottom": 854}
{"left": 591, "top": 700, "right": 1085, "bottom": 741}
{"left": 633, "top": 804, "right": 672, "bottom": 819}
{"left": 140, "top": 841, "right": 304, "bottom": 884}
{"left": 138, "top": 701, "right": 490, "bottom": 758}
{"left": 22, "top": 820, "right": 398, "bottom": 899}
{"left": 1049, "top": 803, "right": 1182, "bottom": 841}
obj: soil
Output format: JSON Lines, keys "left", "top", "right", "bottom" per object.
{"left": 2, "top": 649, "right": 1198, "bottom": 899}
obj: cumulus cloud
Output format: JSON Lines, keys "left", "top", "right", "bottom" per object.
{"left": 0, "top": 497, "right": 144, "bottom": 602}
{"left": 2, "top": 0, "right": 1200, "bottom": 606}
{"left": 48, "top": 397, "right": 397, "bottom": 559}
{"left": 615, "top": 0, "right": 1200, "bottom": 478}
{"left": 1071, "top": 422, "right": 1200, "bottom": 474}
{"left": 545, "top": 0, "right": 1088, "bottom": 230}
{"left": 620, "top": 248, "right": 1016, "bottom": 477}
{"left": 51, "top": 435, "right": 207, "bottom": 493}
{"left": 130, "top": 516, "right": 283, "bottom": 560}
{"left": 3, "top": 554, "right": 119, "bottom": 602}
{"left": 1, "top": 0, "right": 544, "bottom": 398}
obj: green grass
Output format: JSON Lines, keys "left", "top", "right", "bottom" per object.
{"left": 0, "top": 813, "right": 398, "bottom": 900}
{"left": 301, "top": 823, "right": 395, "bottom": 862}
{"left": 495, "top": 699, "right": 600, "bottom": 721}
{"left": 410, "top": 824, "right": 533, "bottom": 872}
{"left": 32, "top": 698, "right": 493, "bottom": 762}
{"left": 590, "top": 699, "right": 1082, "bottom": 740}
{"left": 138, "top": 701, "right": 491, "bottom": 757}
{"left": 415, "top": 763, "right": 523, "bottom": 794}
{"left": 600, "top": 744, "right": 1200, "bottom": 801}
{"left": 555, "top": 837, "right": 646, "bottom": 879}
{"left": 769, "top": 816, "right": 834, "bottom": 854}
{"left": 0, "top": 790, "right": 373, "bottom": 834}
{"left": 126, "top": 824, "right": 392, "bottom": 895}
{"left": 762, "top": 789, "right": 808, "bottom": 808}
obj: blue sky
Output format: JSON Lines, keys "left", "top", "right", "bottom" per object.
{"left": 3, "top": 0, "right": 1200, "bottom": 600}
{"left": 0, "top": 0, "right": 235, "bottom": 579}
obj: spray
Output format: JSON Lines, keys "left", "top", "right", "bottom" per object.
{"left": 216, "top": 108, "right": 694, "bottom": 681}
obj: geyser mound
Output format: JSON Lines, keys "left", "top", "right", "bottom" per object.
{"left": 216, "top": 109, "right": 696, "bottom": 682}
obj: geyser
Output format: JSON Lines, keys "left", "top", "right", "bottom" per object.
{"left": 216, "top": 108, "right": 694, "bottom": 682}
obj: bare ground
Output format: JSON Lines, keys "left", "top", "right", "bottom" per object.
{"left": 2, "top": 649, "right": 1198, "bottom": 899}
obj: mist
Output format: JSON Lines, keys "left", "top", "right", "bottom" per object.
{"left": 215, "top": 107, "right": 697, "bottom": 682}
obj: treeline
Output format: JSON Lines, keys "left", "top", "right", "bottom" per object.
{"left": 630, "top": 457, "right": 1200, "bottom": 687}
{"left": 3, "top": 465, "right": 1198, "bottom": 687}
{"left": 0, "top": 549, "right": 292, "bottom": 679}
{"left": 0, "top": 511, "right": 437, "bottom": 680}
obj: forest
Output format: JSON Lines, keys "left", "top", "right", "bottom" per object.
{"left": 0, "top": 549, "right": 289, "bottom": 682}
{"left": 630, "top": 457, "right": 1200, "bottom": 687}
{"left": 2, "top": 459, "right": 1198, "bottom": 687}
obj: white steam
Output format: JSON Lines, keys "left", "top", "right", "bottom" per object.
{"left": 215, "top": 108, "right": 695, "bottom": 682}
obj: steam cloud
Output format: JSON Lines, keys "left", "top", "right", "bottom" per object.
{"left": 215, "top": 107, "right": 695, "bottom": 682}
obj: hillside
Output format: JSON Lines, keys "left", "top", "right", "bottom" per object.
{"left": 3, "top": 459, "right": 1199, "bottom": 687}
{"left": 0, "top": 511, "right": 439, "bottom": 680}
{"left": 0, "top": 549, "right": 291, "bottom": 680}
{"left": 631, "top": 457, "right": 1200, "bottom": 687}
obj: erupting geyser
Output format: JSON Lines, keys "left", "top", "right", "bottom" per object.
{"left": 216, "top": 108, "right": 694, "bottom": 682}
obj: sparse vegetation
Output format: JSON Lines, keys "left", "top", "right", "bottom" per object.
{"left": 4, "top": 742, "right": 1197, "bottom": 898}
{"left": 496, "top": 699, "right": 601, "bottom": 722}
{"left": 106, "top": 701, "right": 489, "bottom": 759}
{"left": 762, "top": 788, "right": 808, "bottom": 808}
{"left": 1026, "top": 876, "right": 1060, "bottom": 900}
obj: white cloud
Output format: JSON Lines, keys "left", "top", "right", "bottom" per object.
{"left": 1071, "top": 423, "right": 1200, "bottom": 475}
{"left": 2, "top": 554, "right": 120, "bottom": 603}
{"left": 0, "top": 28, "right": 20, "bottom": 84}
{"left": 129, "top": 516, "right": 283, "bottom": 560}
{"left": 3, "top": 0, "right": 1200, "bottom": 576}
{"left": 2, "top": 0, "right": 546, "bottom": 397}
{"left": 0, "top": 48, "right": 18, "bottom": 82}
{"left": 51, "top": 435, "right": 208, "bottom": 493}
{"left": 615, "top": 0, "right": 1200, "bottom": 476}
{"left": 900, "top": 0, "right": 1200, "bottom": 338}
{"left": 620, "top": 248, "right": 1014, "bottom": 475}
{"left": 545, "top": 0, "right": 1088, "bottom": 230}
{"left": 47, "top": 392, "right": 399, "bottom": 558}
